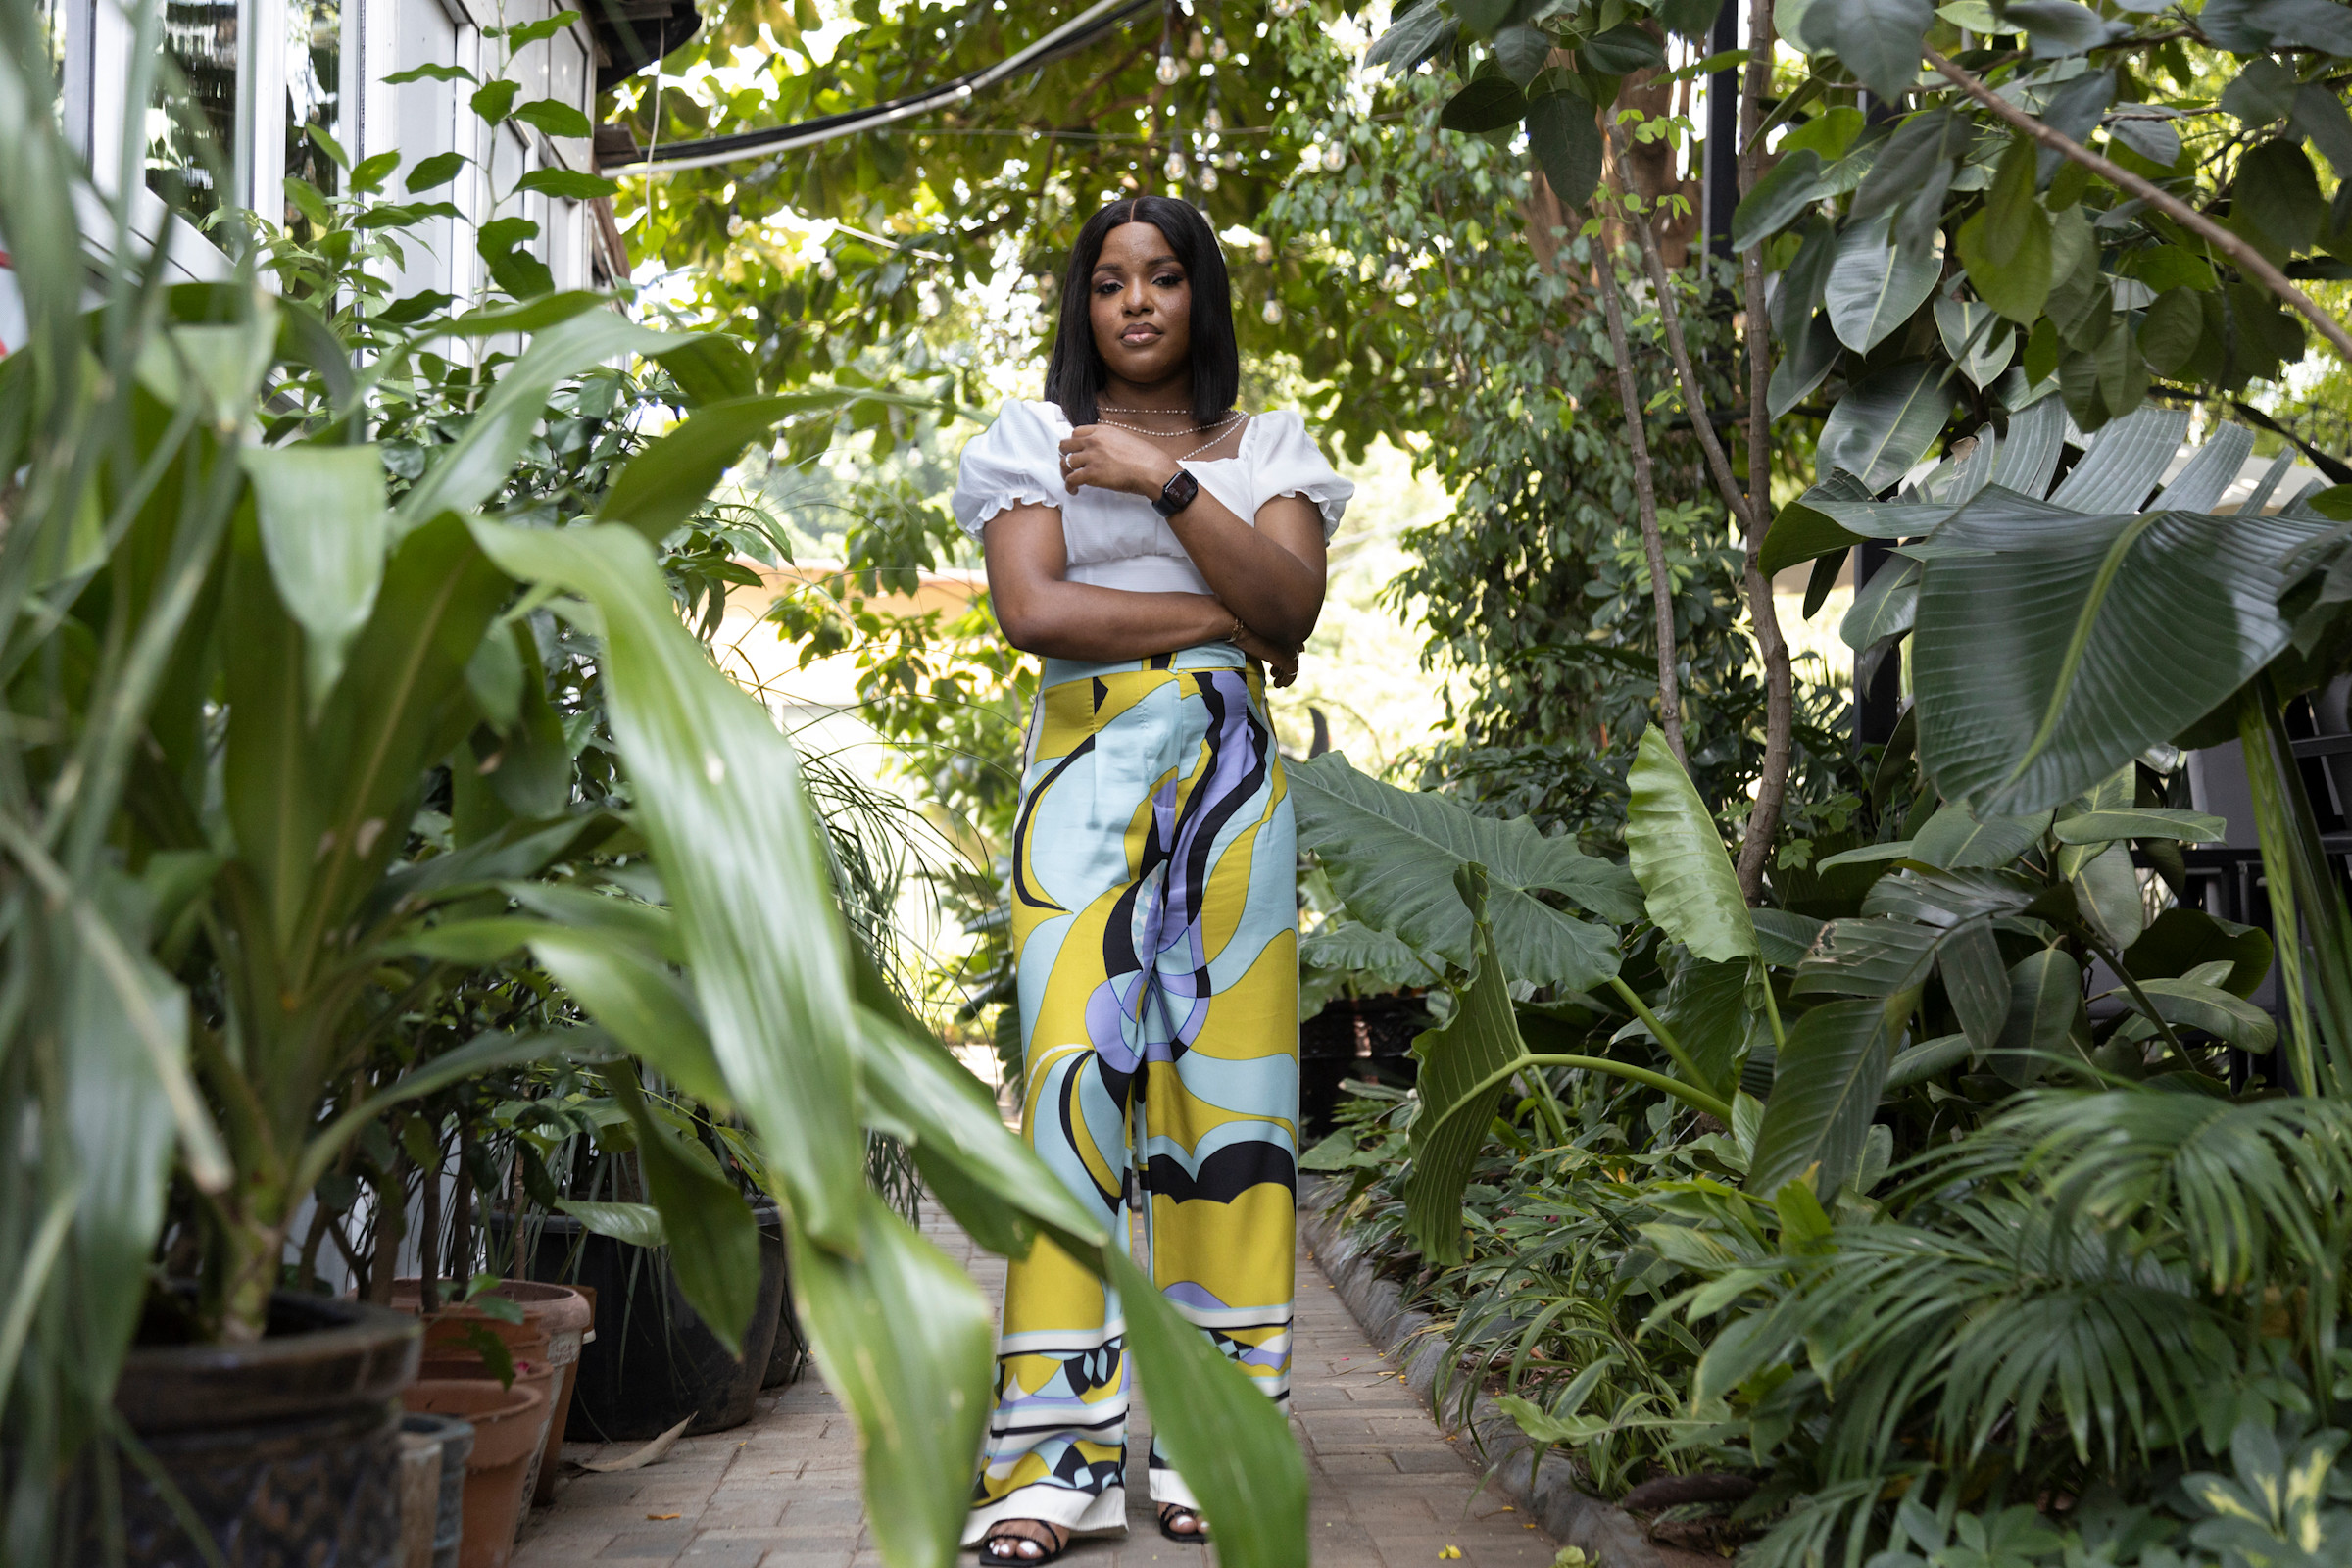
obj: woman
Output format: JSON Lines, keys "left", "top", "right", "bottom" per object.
{"left": 950, "top": 195, "right": 1351, "bottom": 1563}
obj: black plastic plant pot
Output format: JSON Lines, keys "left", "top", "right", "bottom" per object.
{"left": 104, "top": 1287, "right": 422, "bottom": 1568}
{"left": 1298, "top": 992, "right": 1429, "bottom": 1141}
{"left": 489, "top": 1205, "right": 788, "bottom": 1441}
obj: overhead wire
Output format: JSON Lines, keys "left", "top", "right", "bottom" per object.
{"left": 604, "top": 0, "right": 1159, "bottom": 175}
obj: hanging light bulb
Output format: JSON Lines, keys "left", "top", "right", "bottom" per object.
{"left": 1156, "top": 50, "right": 1182, "bottom": 84}
{"left": 1262, "top": 297, "right": 1284, "bottom": 324}
{"left": 1165, "top": 150, "right": 1187, "bottom": 182}
{"left": 1321, "top": 141, "right": 1346, "bottom": 172}
{"left": 1210, "top": 33, "right": 1228, "bottom": 59}
{"left": 1252, "top": 235, "right": 1275, "bottom": 263}
{"left": 1204, "top": 106, "right": 1223, "bottom": 131}
{"left": 1199, "top": 165, "right": 1220, "bottom": 191}
{"left": 1187, "top": 29, "right": 1205, "bottom": 58}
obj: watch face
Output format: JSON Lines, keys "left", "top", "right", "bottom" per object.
{"left": 1156, "top": 469, "right": 1200, "bottom": 516}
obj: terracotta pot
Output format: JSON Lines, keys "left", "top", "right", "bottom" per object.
{"left": 475, "top": 1282, "right": 594, "bottom": 1506}
{"left": 401, "top": 1413, "right": 473, "bottom": 1568}
{"left": 397, "top": 1429, "right": 443, "bottom": 1568}
{"left": 413, "top": 1348, "right": 556, "bottom": 1542}
{"left": 106, "top": 1288, "right": 420, "bottom": 1567}
{"left": 401, "top": 1381, "right": 547, "bottom": 1568}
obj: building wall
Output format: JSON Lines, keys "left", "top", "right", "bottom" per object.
{"left": 35, "top": 0, "right": 613, "bottom": 300}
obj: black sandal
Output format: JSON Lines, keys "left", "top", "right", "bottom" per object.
{"left": 1157, "top": 1503, "right": 1210, "bottom": 1544}
{"left": 980, "top": 1521, "right": 1069, "bottom": 1563}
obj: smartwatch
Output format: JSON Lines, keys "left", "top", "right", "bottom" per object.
{"left": 1152, "top": 467, "right": 1200, "bottom": 518}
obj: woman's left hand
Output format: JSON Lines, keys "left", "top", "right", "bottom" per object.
{"left": 1059, "top": 425, "right": 1180, "bottom": 499}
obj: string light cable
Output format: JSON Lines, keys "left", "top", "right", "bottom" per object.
{"left": 605, "top": 0, "right": 1159, "bottom": 175}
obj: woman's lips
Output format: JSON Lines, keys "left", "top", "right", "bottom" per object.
{"left": 1119, "top": 326, "right": 1159, "bottom": 344}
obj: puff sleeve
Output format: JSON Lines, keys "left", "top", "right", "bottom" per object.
{"left": 1250, "top": 412, "right": 1355, "bottom": 540}
{"left": 952, "top": 400, "right": 1072, "bottom": 539}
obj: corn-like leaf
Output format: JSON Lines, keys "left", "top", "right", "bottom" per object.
{"left": 1627, "top": 728, "right": 1758, "bottom": 963}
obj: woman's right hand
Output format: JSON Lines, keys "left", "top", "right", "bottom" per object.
{"left": 1234, "top": 625, "right": 1301, "bottom": 689}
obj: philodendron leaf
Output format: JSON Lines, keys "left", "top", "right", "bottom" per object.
{"left": 1940, "top": 918, "right": 2012, "bottom": 1054}
{"left": 596, "top": 391, "right": 931, "bottom": 543}
{"left": 1747, "top": 996, "right": 1900, "bottom": 1196}
{"left": 1110, "top": 1248, "right": 1310, "bottom": 1568}
{"left": 1793, "top": 918, "right": 1941, "bottom": 998}
{"left": 1626, "top": 728, "right": 1758, "bottom": 963}
{"left": 240, "top": 443, "right": 388, "bottom": 715}
{"left": 1660, "top": 955, "right": 1756, "bottom": 1099}
{"left": 1404, "top": 865, "right": 1531, "bottom": 1266}
{"left": 1289, "top": 753, "right": 1636, "bottom": 990}
{"left": 790, "top": 1192, "right": 994, "bottom": 1568}
{"left": 472, "top": 520, "right": 866, "bottom": 1251}
{"left": 1912, "top": 490, "right": 2335, "bottom": 815}
{"left": 1301, "top": 921, "right": 1441, "bottom": 987}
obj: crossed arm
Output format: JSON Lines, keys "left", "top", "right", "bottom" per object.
{"left": 982, "top": 426, "right": 1328, "bottom": 672}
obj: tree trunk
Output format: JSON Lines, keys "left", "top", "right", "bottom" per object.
{"left": 1591, "top": 244, "right": 1688, "bottom": 767}
{"left": 1732, "top": 0, "right": 1794, "bottom": 901}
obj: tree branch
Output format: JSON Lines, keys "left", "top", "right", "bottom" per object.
{"left": 1592, "top": 227, "right": 1689, "bottom": 766}
{"left": 1924, "top": 45, "right": 2352, "bottom": 367}
{"left": 1603, "top": 114, "right": 1757, "bottom": 536}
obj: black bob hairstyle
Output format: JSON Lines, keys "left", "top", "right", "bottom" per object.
{"left": 1043, "top": 196, "right": 1240, "bottom": 428}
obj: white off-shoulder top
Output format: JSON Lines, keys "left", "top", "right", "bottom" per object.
{"left": 951, "top": 399, "right": 1354, "bottom": 597}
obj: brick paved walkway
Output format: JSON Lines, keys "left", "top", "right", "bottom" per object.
{"left": 516, "top": 1207, "right": 1561, "bottom": 1568}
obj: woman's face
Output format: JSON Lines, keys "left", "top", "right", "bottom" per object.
{"left": 1088, "top": 220, "right": 1193, "bottom": 388}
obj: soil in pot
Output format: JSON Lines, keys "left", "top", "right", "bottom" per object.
{"left": 401, "top": 1380, "right": 546, "bottom": 1568}
{"left": 489, "top": 1205, "right": 786, "bottom": 1441}
{"left": 105, "top": 1287, "right": 421, "bottom": 1568}
{"left": 401, "top": 1413, "right": 473, "bottom": 1568}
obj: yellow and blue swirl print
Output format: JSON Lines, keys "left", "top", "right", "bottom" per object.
{"left": 964, "top": 644, "right": 1299, "bottom": 1544}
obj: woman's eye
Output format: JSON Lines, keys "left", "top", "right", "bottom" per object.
{"left": 1155, "top": 273, "right": 1184, "bottom": 288}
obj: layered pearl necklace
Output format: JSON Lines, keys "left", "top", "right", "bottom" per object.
{"left": 1094, "top": 405, "right": 1248, "bottom": 461}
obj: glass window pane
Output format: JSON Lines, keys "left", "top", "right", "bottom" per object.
{"left": 147, "top": 0, "right": 239, "bottom": 219}
{"left": 284, "top": 0, "right": 340, "bottom": 230}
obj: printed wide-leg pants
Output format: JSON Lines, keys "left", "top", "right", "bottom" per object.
{"left": 963, "top": 646, "right": 1298, "bottom": 1543}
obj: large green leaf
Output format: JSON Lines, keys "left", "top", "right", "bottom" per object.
{"left": 1733, "top": 148, "right": 1826, "bottom": 250}
{"left": 1990, "top": 947, "right": 2082, "bottom": 1086}
{"left": 1300, "top": 921, "right": 1441, "bottom": 987}
{"left": 2053, "top": 808, "right": 2229, "bottom": 845}
{"left": 2072, "top": 843, "right": 2147, "bottom": 951}
{"left": 790, "top": 1193, "right": 995, "bottom": 1568}
{"left": 1941, "top": 918, "right": 2013, "bottom": 1054}
{"left": 1841, "top": 556, "right": 1920, "bottom": 652}
{"left": 1659, "top": 955, "right": 1755, "bottom": 1097}
{"left": 1911, "top": 801, "right": 2054, "bottom": 868}
{"left": 2046, "top": 406, "right": 2191, "bottom": 513}
{"left": 595, "top": 391, "right": 921, "bottom": 542}
{"left": 1912, "top": 491, "right": 2333, "bottom": 814}
{"left": 1404, "top": 866, "right": 1532, "bottom": 1265}
{"left": 241, "top": 443, "right": 387, "bottom": 714}
{"left": 1747, "top": 997, "right": 1899, "bottom": 1196}
{"left": 556, "top": 1199, "right": 666, "bottom": 1248}
{"left": 1757, "top": 469, "right": 1874, "bottom": 576}
{"left": 1109, "top": 1249, "right": 1311, "bottom": 1568}
{"left": 397, "top": 314, "right": 710, "bottom": 528}
{"left": 1289, "top": 752, "right": 1635, "bottom": 989}
{"left": 472, "top": 520, "right": 866, "bottom": 1250}
{"left": 1817, "top": 361, "right": 1956, "bottom": 492}
{"left": 1811, "top": 0, "right": 1933, "bottom": 102}
{"left": 1826, "top": 217, "right": 1940, "bottom": 354}
{"left": 2126, "top": 976, "right": 2278, "bottom": 1054}
{"left": 853, "top": 1006, "right": 1107, "bottom": 1250}
{"left": 1526, "top": 89, "right": 1604, "bottom": 210}
{"left": 1626, "top": 728, "right": 1758, "bottom": 963}
{"left": 1793, "top": 918, "right": 1942, "bottom": 998}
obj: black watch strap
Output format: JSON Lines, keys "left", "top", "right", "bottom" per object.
{"left": 1152, "top": 467, "right": 1200, "bottom": 518}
